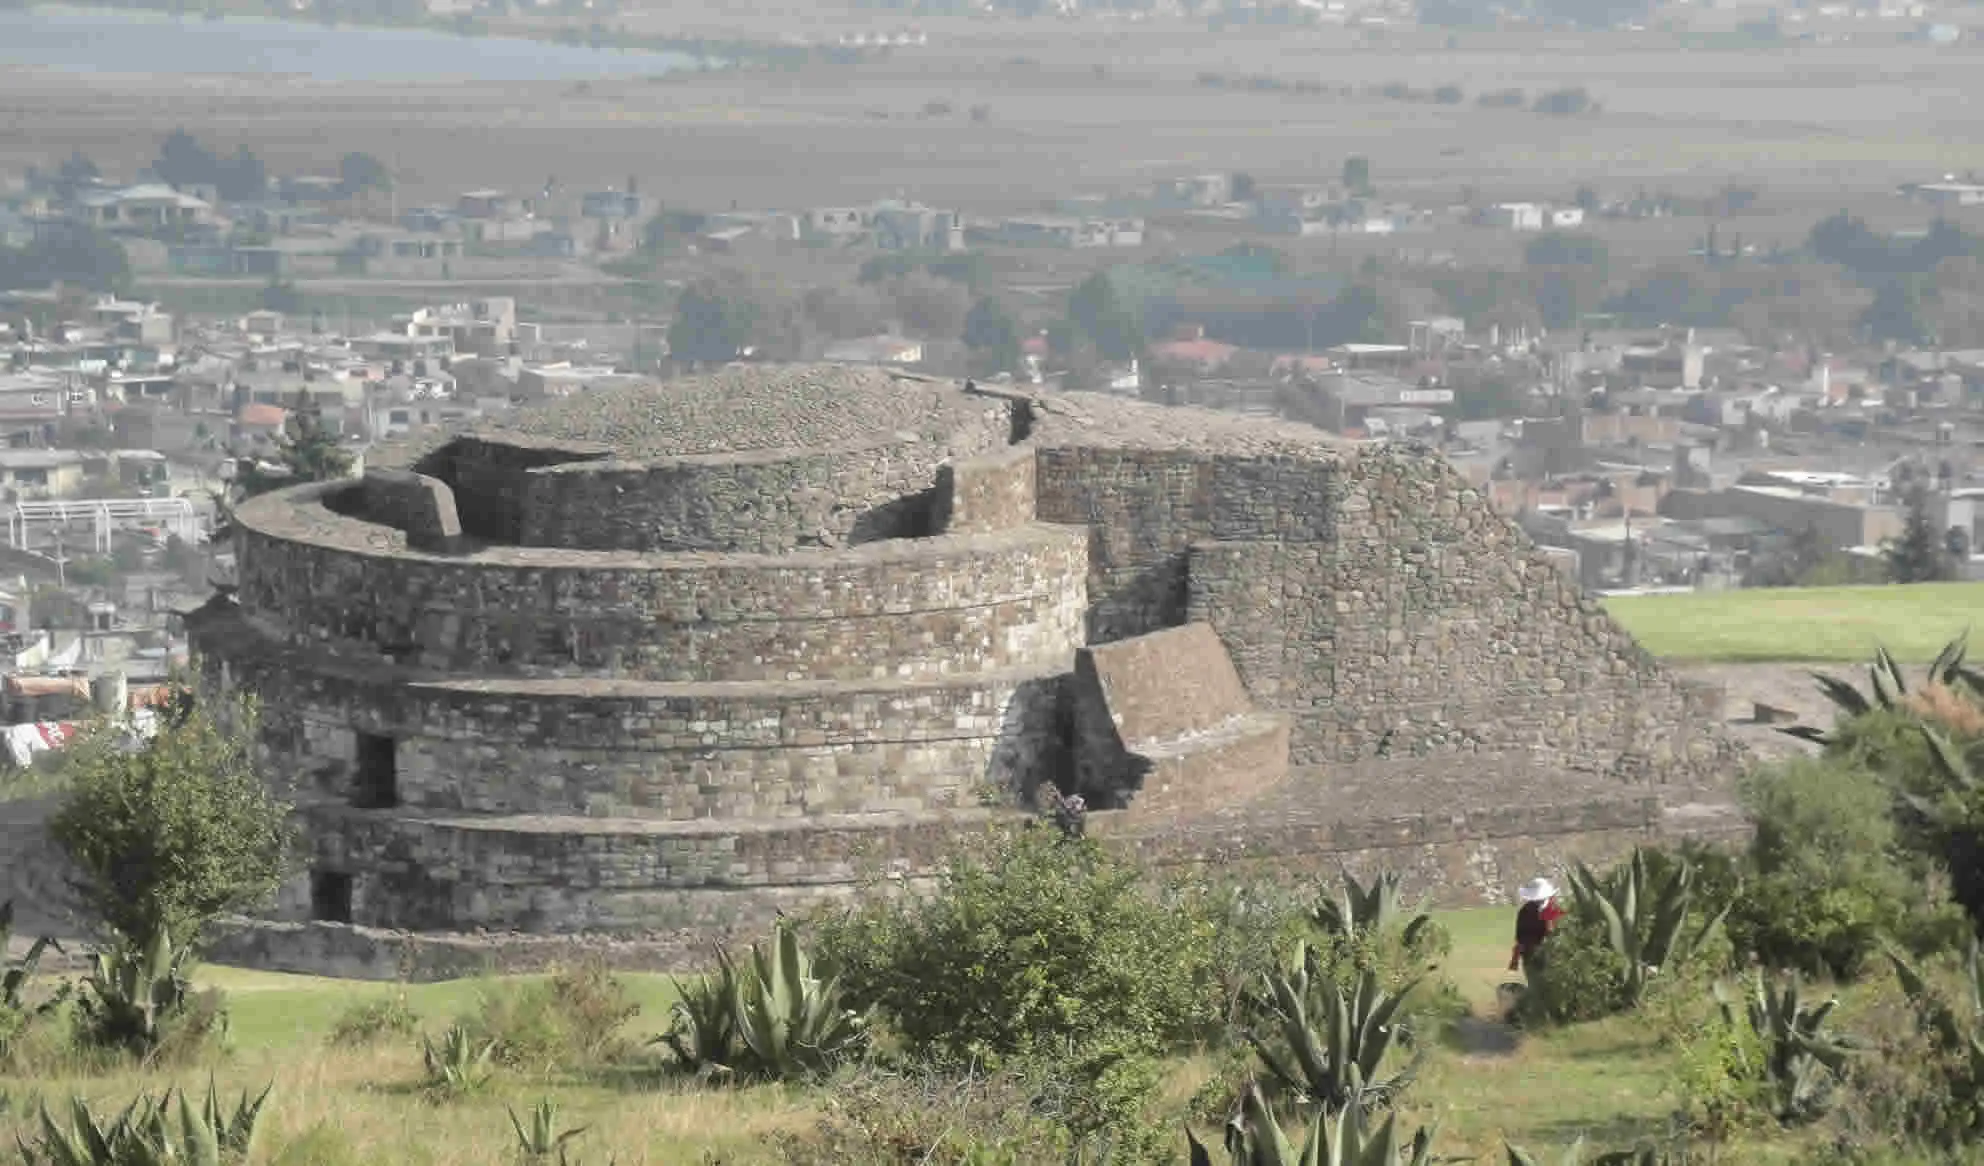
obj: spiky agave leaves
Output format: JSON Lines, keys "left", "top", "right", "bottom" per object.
{"left": 15, "top": 1078, "right": 271, "bottom": 1166}
{"left": 1712, "top": 973, "right": 1858, "bottom": 1123}
{"left": 1249, "top": 942, "right": 1422, "bottom": 1114}
{"left": 1565, "top": 849, "right": 1731, "bottom": 1009}
{"left": 1187, "top": 1082, "right": 1439, "bottom": 1166}
{"left": 1310, "top": 872, "right": 1434, "bottom": 954}
{"left": 1782, "top": 633, "right": 1980, "bottom": 745}
{"left": 657, "top": 946, "right": 742, "bottom": 1077}
{"left": 727, "top": 919, "right": 866, "bottom": 1080}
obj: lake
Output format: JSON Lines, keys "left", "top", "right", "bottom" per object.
{"left": 0, "top": 5, "right": 698, "bottom": 83}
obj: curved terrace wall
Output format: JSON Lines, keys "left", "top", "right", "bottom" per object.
{"left": 433, "top": 397, "right": 1011, "bottom": 554}
{"left": 199, "top": 615, "right": 1065, "bottom": 820}
{"left": 231, "top": 484, "right": 1087, "bottom": 681}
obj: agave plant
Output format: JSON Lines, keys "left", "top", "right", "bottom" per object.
{"left": 656, "top": 949, "right": 741, "bottom": 1076}
{"left": 421, "top": 1024, "right": 495, "bottom": 1097}
{"left": 2, "top": 900, "right": 70, "bottom": 1061}
{"left": 73, "top": 925, "right": 200, "bottom": 1059}
{"left": 1310, "top": 872, "right": 1433, "bottom": 951}
{"left": 1564, "top": 849, "right": 1731, "bottom": 1009}
{"left": 16, "top": 1080, "right": 272, "bottom": 1166}
{"left": 728, "top": 920, "right": 866, "bottom": 1080}
{"left": 1712, "top": 973, "right": 1857, "bottom": 1124}
{"left": 508, "top": 1097, "right": 589, "bottom": 1162}
{"left": 1, "top": 900, "right": 66, "bottom": 1012}
{"left": 1781, "top": 634, "right": 1977, "bottom": 745}
{"left": 1248, "top": 942, "right": 1421, "bottom": 1114}
{"left": 1187, "top": 1082, "right": 1440, "bottom": 1166}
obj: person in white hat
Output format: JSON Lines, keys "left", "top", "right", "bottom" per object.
{"left": 1507, "top": 875, "right": 1565, "bottom": 974}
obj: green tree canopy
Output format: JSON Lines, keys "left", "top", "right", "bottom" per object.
{"left": 1067, "top": 273, "right": 1142, "bottom": 362}
{"left": 667, "top": 276, "right": 761, "bottom": 364}
{"left": 1886, "top": 486, "right": 1953, "bottom": 584}
{"left": 962, "top": 295, "right": 1022, "bottom": 377}
{"left": 49, "top": 685, "right": 294, "bottom": 950}
{"left": 235, "top": 392, "right": 354, "bottom": 500}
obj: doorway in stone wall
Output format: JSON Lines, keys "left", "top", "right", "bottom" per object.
{"left": 309, "top": 870, "right": 353, "bottom": 923}
{"left": 353, "top": 732, "right": 399, "bottom": 809}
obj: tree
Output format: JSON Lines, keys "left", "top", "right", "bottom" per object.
{"left": 1886, "top": 486, "right": 1952, "bottom": 584}
{"left": 667, "top": 276, "right": 759, "bottom": 365}
{"left": 1068, "top": 273, "right": 1142, "bottom": 361}
{"left": 962, "top": 295, "right": 1022, "bottom": 377}
{"left": 49, "top": 685, "right": 293, "bottom": 950}
{"left": 1342, "top": 155, "right": 1371, "bottom": 194}
{"left": 235, "top": 392, "right": 354, "bottom": 500}
{"left": 1862, "top": 278, "right": 1932, "bottom": 345}
{"left": 889, "top": 272, "right": 971, "bottom": 339}
{"left": 336, "top": 151, "right": 392, "bottom": 196}
{"left": 1230, "top": 171, "right": 1257, "bottom": 201}
{"left": 0, "top": 226, "right": 132, "bottom": 294}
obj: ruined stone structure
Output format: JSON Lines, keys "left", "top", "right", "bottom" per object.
{"left": 188, "top": 365, "right": 1743, "bottom": 976}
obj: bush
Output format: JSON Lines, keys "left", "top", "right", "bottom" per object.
{"left": 771, "top": 1064, "right": 1087, "bottom": 1165}
{"left": 1729, "top": 757, "right": 1963, "bottom": 979}
{"left": 460, "top": 959, "right": 638, "bottom": 1072}
{"left": 1829, "top": 954, "right": 1984, "bottom": 1156}
{"left": 813, "top": 826, "right": 1223, "bottom": 1068}
{"left": 1517, "top": 910, "right": 1630, "bottom": 1025}
{"left": 328, "top": 991, "right": 420, "bottom": 1047}
{"left": 48, "top": 685, "right": 292, "bottom": 951}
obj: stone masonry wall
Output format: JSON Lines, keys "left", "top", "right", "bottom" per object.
{"left": 231, "top": 487, "right": 1087, "bottom": 682}
{"left": 1035, "top": 440, "right": 1738, "bottom": 786}
{"left": 199, "top": 604, "right": 1066, "bottom": 821}
{"left": 430, "top": 399, "right": 1010, "bottom": 555}
{"left": 427, "top": 434, "right": 608, "bottom": 544}
{"left": 352, "top": 469, "right": 462, "bottom": 553}
{"left": 935, "top": 444, "right": 1038, "bottom": 535}
{"left": 205, "top": 795, "right": 1694, "bottom": 978}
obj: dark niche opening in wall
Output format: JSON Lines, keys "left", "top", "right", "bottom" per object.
{"left": 353, "top": 732, "right": 400, "bottom": 809}
{"left": 310, "top": 869, "right": 353, "bottom": 924}
{"left": 847, "top": 484, "right": 942, "bottom": 544}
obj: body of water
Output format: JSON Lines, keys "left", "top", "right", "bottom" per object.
{"left": 0, "top": 5, "right": 697, "bottom": 83}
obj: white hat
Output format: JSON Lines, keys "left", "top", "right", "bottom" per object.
{"left": 1519, "top": 877, "right": 1558, "bottom": 903}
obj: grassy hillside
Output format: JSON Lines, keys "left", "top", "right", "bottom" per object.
{"left": 1603, "top": 582, "right": 1984, "bottom": 663}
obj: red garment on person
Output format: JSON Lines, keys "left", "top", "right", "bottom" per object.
{"left": 1508, "top": 898, "right": 1565, "bottom": 971}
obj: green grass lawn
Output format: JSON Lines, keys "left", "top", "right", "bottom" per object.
{"left": 0, "top": 909, "right": 1816, "bottom": 1162}
{"left": 1604, "top": 581, "right": 1984, "bottom": 663}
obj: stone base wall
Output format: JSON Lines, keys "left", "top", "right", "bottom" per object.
{"left": 208, "top": 795, "right": 1741, "bottom": 979}
{"left": 297, "top": 806, "right": 1014, "bottom": 932}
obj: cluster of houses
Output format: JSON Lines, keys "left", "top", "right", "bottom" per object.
{"left": 1068, "top": 305, "right": 1984, "bottom": 592}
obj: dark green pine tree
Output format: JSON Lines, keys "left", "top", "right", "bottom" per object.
{"left": 1885, "top": 485, "right": 1950, "bottom": 584}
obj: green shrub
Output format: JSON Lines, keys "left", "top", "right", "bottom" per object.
{"left": 460, "top": 959, "right": 638, "bottom": 1072}
{"left": 1731, "top": 757, "right": 1964, "bottom": 979}
{"left": 769, "top": 1062, "right": 1141, "bottom": 1165}
{"left": 326, "top": 991, "right": 420, "bottom": 1048}
{"left": 48, "top": 686, "right": 292, "bottom": 953}
{"left": 1517, "top": 911, "right": 1631, "bottom": 1025}
{"left": 813, "top": 826, "right": 1222, "bottom": 1067}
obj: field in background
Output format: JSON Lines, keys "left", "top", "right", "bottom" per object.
{"left": 0, "top": 907, "right": 1773, "bottom": 1163}
{"left": 1604, "top": 582, "right": 1984, "bottom": 663}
